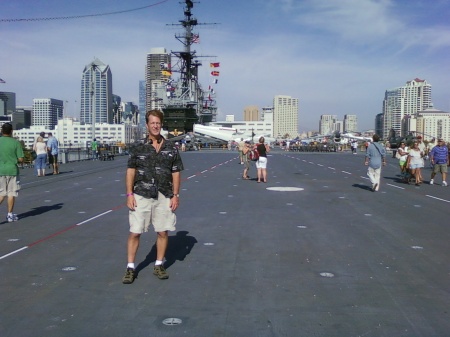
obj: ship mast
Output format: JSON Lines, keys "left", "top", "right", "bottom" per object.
{"left": 163, "top": 0, "right": 218, "bottom": 134}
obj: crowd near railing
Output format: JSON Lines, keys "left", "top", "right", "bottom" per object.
{"left": 20, "top": 145, "right": 125, "bottom": 168}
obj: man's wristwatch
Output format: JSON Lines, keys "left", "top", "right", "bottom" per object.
{"left": 173, "top": 194, "right": 180, "bottom": 198}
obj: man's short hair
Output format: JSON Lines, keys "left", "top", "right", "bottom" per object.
{"left": 1, "top": 123, "right": 13, "bottom": 135}
{"left": 145, "top": 110, "right": 164, "bottom": 124}
{"left": 40, "top": 131, "right": 45, "bottom": 137}
{"left": 48, "top": 132, "right": 53, "bottom": 136}
{"left": 372, "top": 134, "right": 380, "bottom": 142}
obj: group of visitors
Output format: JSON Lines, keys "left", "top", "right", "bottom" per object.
{"left": 32, "top": 131, "right": 59, "bottom": 176}
{"left": 396, "top": 136, "right": 448, "bottom": 186}
{"left": 239, "top": 137, "right": 270, "bottom": 183}
{"left": 366, "top": 134, "right": 449, "bottom": 191}
{"left": 0, "top": 125, "right": 61, "bottom": 223}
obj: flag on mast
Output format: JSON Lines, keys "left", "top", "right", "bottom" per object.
{"left": 211, "top": 71, "right": 220, "bottom": 76}
{"left": 210, "top": 62, "right": 220, "bottom": 68}
{"left": 192, "top": 34, "right": 200, "bottom": 44}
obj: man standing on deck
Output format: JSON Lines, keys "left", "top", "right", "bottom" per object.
{"left": 429, "top": 138, "right": 448, "bottom": 186}
{"left": 122, "top": 110, "right": 184, "bottom": 284}
{"left": 91, "top": 138, "right": 99, "bottom": 160}
{"left": 47, "top": 132, "right": 59, "bottom": 174}
{"left": 364, "top": 134, "right": 386, "bottom": 192}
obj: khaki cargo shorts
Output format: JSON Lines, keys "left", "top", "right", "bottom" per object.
{"left": 129, "top": 192, "right": 176, "bottom": 233}
{"left": 0, "top": 176, "right": 21, "bottom": 197}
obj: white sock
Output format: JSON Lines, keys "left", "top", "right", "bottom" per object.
{"left": 155, "top": 260, "right": 163, "bottom": 266}
{"left": 127, "top": 263, "right": 135, "bottom": 269}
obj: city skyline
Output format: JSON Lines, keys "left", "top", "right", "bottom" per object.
{"left": 2, "top": 0, "right": 450, "bottom": 132}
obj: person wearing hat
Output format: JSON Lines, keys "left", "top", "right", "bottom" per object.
{"left": 429, "top": 139, "right": 448, "bottom": 186}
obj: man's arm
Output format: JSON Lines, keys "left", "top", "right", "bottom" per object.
{"left": 126, "top": 168, "right": 137, "bottom": 210}
{"left": 429, "top": 148, "right": 435, "bottom": 164}
{"left": 170, "top": 171, "right": 181, "bottom": 211}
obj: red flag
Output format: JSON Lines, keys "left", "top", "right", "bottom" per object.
{"left": 192, "top": 34, "right": 200, "bottom": 43}
{"left": 210, "top": 62, "right": 220, "bottom": 68}
{"left": 211, "top": 71, "right": 220, "bottom": 76}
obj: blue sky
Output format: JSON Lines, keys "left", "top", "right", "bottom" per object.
{"left": 1, "top": 0, "right": 450, "bottom": 132}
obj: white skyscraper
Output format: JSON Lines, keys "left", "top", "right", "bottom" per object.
{"left": 32, "top": 98, "right": 63, "bottom": 129}
{"left": 344, "top": 115, "right": 358, "bottom": 133}
{"left": 319, "top": 115, "right": 337, "bottom": 135}
{"left": 416, "top": 107, "right": 450, "bottom": 142}
{"left": 80, "top": 58, "right": 113, "bottom": 124}
{"left": 382, "top": 78, "right": 431, "bottom": 139}
{"left": 273, "top": 95, "right": 299, "bottom": 138}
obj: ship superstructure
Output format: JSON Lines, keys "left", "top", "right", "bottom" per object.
{"left": 151, "top": 0, "right": 218, "bottom": 135}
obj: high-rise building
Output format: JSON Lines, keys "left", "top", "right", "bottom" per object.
{"left": 375, "top": 113, "right": 383, "bottom": 136}
{"left": 261, "top": 106, "right": 273, "bottom": 123}
{"left": 335, "top": 120, "right": 344, "bottom": 133}
{"left": 319, "top": 115, "right": 337, "bottom": 135}
{"left": 243, "top": 105, "right": 259, "bottom": 121}
{"left": 139, "top": 80, "right": 146, "bottom": 128}
{"left": 32, "top": 98, "right": 63, "bottom": 129}
{"left": 121, "top": 102, "right": 139, "bottom": 125}
{"left": 273, "top": 95, "right": 299, "bottom": 138}
{"left": 0, "top": 91, "right": 16, "bottom": 115}
{"left": 145, "top": 48, "right": 171, "bottom": 113}
{"left": 344, "top": 115, "right": 358, "bottom": 133}
{"left": 80, "top": 58, "right": 113, "bottom": 125}
{"left": 416, "top": 107, "right": 450, "bottom": 142}
{"left": 382, "top": 78, "right": 431, "bottom": 139}
{"left": 12, "top": 106, "right": 32, "bottom": 130}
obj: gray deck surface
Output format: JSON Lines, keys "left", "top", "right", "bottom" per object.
{"left": 0, "top": 148, "right": 449, "bottom": 337}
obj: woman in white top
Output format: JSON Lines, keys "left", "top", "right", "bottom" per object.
{"left": 397, "top": 142, "right": 409, "bottom": 178}
{"left": 407, "top": 142, "right": 424, "bottom": 185}
{"left": 33, "top": 136, "right": 48, "bottom": 176}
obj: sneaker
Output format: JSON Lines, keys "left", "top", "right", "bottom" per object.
{"left": 122, "top": 268, "right": 136, "bottom": 284}
{"left": 430, "top": 179, "right": 434, "bottom": 185}
{"left": 372, "top": 183, "right": 378, "bottom": 192}
{"left": 153, "top": 265, "right": 169, "bottom": 280}
{"left": 6, "top": 214, "right": 19, "bottom": 222}
{"left": 443, "top": 181, "right": 448, "bottom": 187}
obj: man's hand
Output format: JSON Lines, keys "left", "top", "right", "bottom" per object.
{"left": 127, "top": 195, "right": 137, "bottom": 211}
{"left": 170, "top": 196, "right": 179, "bottom": 211}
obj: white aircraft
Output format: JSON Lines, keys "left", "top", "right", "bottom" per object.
{"left": 193, "top": 124, "right": 275, "bottom": 143}
{"left": 340, "top": 133, "right": 372, "bottom": 142}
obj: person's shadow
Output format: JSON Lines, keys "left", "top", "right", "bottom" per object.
{"left": 19, "top": 203, "right": 64, "bottom": 219}
{"left": 352, "top": 183, "right": 373, "bottom": 191}
{"left": 135, "top": 230, "right": 197, "bottom": 276}
{"left": 0, "top": 203, "right": 64, "bottom": 225}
